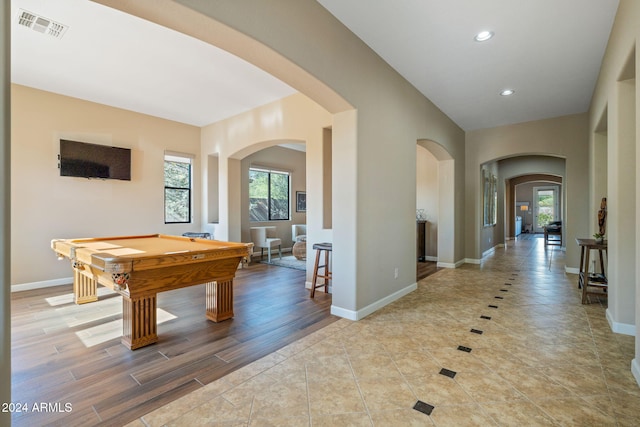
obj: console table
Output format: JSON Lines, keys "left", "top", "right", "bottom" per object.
{"left": 417, "top": 221, "right": 427, "bottom": 261}
{"left": 576, "top": 238, "right": 607, "bottom": 304}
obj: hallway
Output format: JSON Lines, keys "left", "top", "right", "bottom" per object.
{"left": 130, "top": 237, "right": 640, "bottom": 426}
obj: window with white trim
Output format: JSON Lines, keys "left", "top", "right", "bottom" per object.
{"left": 249, "top": 168, "right": 290, "bottom": 221}
{"left": 164, "top": 154, "right": 192, "bottom": 223}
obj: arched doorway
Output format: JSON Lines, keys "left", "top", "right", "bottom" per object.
{"left": 417, "top": 139, "right": 456, "bottom": 267}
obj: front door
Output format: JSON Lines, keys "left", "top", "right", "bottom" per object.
{"left": 533, "top": 186, "right": 559, "bottom": 233}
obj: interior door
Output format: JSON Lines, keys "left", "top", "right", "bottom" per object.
{"left": 533, "top": 186, "right": 559, "bottom": 233}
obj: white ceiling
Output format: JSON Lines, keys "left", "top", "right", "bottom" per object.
{"left": 11, "top": 0, "right": 620, "bottom": 131}
{"left": 317, "top": 0, "right": 620, "bottom": 131}
{"left": 10, "top": 0, "right": 297, "bottom": 127}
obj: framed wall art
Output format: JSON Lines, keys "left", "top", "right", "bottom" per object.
{"left": 296, "top": 191, "right": 306, "bottom": 212}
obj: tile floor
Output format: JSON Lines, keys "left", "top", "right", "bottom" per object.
{"left": 126, "top": 236, "right": 640, "bottom": 426}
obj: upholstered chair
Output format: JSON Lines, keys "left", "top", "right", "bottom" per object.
{"left": 250, "top": 227, "right": 282, "bottom": 263}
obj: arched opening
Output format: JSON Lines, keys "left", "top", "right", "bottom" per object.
{"left": 495, "top": 156, "right": 567, "bottom": 254}
{"left": 416, "top": 139, "right": 456, "bottom": 267}
{"left": 232, "top": 140, "right": 308, "bottom": 261}
{"left": 508, "top": 174, "right": 563, "bottom": 238}
{"left": 201, "top": 94, "right": 336, "bottom": 292}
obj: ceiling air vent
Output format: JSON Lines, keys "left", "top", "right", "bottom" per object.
{"left": 17, "top": 9, "right": 68, "bottom": 39}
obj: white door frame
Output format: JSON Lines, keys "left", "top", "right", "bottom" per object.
{"left": 533, "top": 185, "right": 560, "bottom": 233}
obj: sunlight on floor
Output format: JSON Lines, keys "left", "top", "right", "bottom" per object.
{"left": 43, "top": 286, "right": 180, "bottom": 347}
{"left": 75, "top": 308, "right": 177, "bottom": 348}
{"left": 57, "top": 297, "right": 121, "bottom": 328}
{"left": 45, "top": 286, "right": 117, "bottom": 306}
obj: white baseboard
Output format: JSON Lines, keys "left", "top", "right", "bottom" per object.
{"left": 438, "top": 259, "right": 466, "bottom": 268}
{"left": 565, "top": 266, "right": 580, "bottom": 275}
{"left": 606, "top": 308, "right": 636, "bottom": 336}
{"left": 12, "top": 277, "right": 72, "bottom": 293}
{"left": 330, "top": 282, "right": 417, "bottom": 321}
{"left": 304, "top": 281, "right": 332, "bottom": 293}
{"left": 464, "top": 258, "right": 481, "bottom": 265}
{"left": 482, "top": 243, "right": 505, "bottom": 258}
{"left": 632, "top": 358, "right": 640, "bottom": 388}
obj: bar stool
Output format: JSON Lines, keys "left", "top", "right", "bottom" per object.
{"left": 310, "top": 243, "right": 332, "bottom": 298}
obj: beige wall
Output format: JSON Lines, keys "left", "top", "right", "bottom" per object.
{"left": 587, "top": 0, "right": 639, "bottom": 382}
{"left": 11, "top": 84, "right": 201, "bottom": 287}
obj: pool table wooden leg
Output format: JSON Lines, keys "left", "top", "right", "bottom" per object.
{"left": 121, "top": 294, "right": 158, "bottom": 350}
{"left": 73, "top": 269, "right": 98, "bottom": 304}
{"left": 206, "top": 278, "right": 234, "bottom": 322}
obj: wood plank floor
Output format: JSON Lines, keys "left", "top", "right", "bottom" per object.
{"left": 417, "top": 259, "right": 440, "bottom": 281}
{"left": 11, "top": 260, "right": 439, "bottom": 426}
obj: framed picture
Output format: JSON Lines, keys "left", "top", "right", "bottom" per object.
{"left": 296, "top": 191, "right": 306, "bottom": 212}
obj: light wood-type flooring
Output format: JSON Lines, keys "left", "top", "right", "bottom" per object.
{"left": 11, "top": 262, "right": 336, "bottom": 426}
{"left": 11, "top": 257, "right": 439, "bottom": 426}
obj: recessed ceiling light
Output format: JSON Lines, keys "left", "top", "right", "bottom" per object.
{"left": 474, "top": 31, "right": 494, "bottom": 42}
{"left": 500, "top": 89, "right": 515, "bottom": 96}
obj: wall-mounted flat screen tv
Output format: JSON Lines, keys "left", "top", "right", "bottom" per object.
{"left": 59, "top": 139, "right": 131, "bottom": 181}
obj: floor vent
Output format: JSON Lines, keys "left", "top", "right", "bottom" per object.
{"left": 413, "top": 400, "right": 434, "bottom": 416}
{"left": 480, "top": 315, "right": 492, "bottom": 320}
{"left": 470, "top": 329, "right": 483, "bottom": 334}
{"left": 457, "top": 345, "right": 472, "bottom": 352}
{"left": 17, "top": 9, "right": 68, "bottom": 39}
{"left": 439, "top": 368, "right": 457, "bottom": 378}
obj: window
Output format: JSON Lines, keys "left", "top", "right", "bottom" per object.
{"left": 164, "top": 154, "right": 192, "bottom": 223}
{"left": 249, "top": 168, "right": 290, "bottom": 221}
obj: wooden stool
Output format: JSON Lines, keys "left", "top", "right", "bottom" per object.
{"left": 310, "top": 243, "right": 332, "bottom": 298}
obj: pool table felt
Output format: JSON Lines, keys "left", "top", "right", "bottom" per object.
{"left": 53, "top": 234, "right": 251, "bottom": 267}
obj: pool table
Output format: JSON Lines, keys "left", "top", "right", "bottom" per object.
{"left": 51, "top": 234, "right": 253, "bottom": 349}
